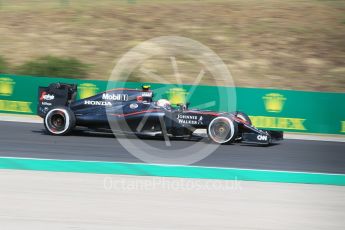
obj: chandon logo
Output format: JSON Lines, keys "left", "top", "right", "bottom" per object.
{"left": 43, "top": 94, "right": 55, "bottom": 101}
{"left": 84, "top": 100, "right": 112, "bottom": 106}
{"left": 40, "top": 92, "right": 55, "bottom": 101}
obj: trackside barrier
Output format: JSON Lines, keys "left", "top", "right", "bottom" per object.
{"left": 0, "top": 74, "right": 345, "bottom": 135}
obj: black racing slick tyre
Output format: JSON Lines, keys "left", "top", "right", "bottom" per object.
{"left": 44, "top": 106, "right": 76, "bottom": 135}
{"left": 207, "top": 116, "right": 238, "bottom": 144}
{"left": 231, "top": 111, "right": 252, "bottom": 125}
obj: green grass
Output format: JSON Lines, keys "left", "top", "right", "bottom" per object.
{"left": 15, "top": 56, "right": 89, "bottom": 78}
{"left": 0, "top": 56, "right": 10, "bottom": 74}
{"left": 0, "top": 0, "right": 344, "bottom": 91}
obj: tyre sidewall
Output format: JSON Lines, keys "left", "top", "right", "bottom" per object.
{"left": 207, "top": 116, "right": 238, "bottom": 144}
{"left": 44, "top": 106, "right": 75, "bottom": 135}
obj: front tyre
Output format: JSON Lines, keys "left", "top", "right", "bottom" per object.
{"left": 207, "top": 116, "right": 238, "bottom": 144}
{"left": 44, "top": 107, "right": 76, "bottom": 135}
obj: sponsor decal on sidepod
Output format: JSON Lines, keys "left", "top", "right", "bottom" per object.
{"left": 129, "top": 103, "right": 138, "bottom": 109}
{"left": 84, "top": 100, "right": 112, "bottom": 106}
{"left": 102, "top": 93, "right": 128, "bottom": 101}
{"left": 177, "top": 114, "right": 203, "bottom": 125}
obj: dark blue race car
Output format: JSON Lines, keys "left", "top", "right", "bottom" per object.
{"left": 37, "top": 83, "right": 283, "bottom": 145}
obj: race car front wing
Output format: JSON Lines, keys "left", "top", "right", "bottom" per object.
{"left": 242, "top": 130, "right": 283, "bottom": 145}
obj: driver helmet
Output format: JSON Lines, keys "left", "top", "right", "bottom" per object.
{"left": 157, "top": 99, "right": 171, "bottom": 109}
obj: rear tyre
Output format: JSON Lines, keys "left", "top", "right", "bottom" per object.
{"left": 44, "top": 106, "right": 76, "bottom": 135}
{"left": 207, "top": 116, "right": 238, "bottom": 144}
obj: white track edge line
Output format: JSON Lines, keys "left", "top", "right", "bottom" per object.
{"left": 0, "top": 156, "right": 344, "bottom": 176}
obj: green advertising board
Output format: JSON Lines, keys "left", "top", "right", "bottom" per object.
{"left": 0, "top": 74, "right": 344, "bottom": 135}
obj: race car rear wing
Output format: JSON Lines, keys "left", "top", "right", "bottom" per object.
{"left": 37, "top": 83, "right": 77, "bottom": 117}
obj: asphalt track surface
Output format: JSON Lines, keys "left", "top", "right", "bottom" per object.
{"left": 0, "top": 121, "right": 344, "bottom": 174}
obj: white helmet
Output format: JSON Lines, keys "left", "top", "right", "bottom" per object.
{"left": 157, "top": 99, "right": 171, "bottom": 108}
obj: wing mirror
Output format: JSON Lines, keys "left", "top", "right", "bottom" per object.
{"left": 177, "top": 102, "right": 190, "bottom": 111}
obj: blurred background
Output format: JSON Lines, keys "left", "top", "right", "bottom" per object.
{"left": 0, "top": 0, "right": 344, "bottom": 91}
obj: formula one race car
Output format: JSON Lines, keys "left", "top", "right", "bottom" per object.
{"left": 37, "top": 83, "right": 283, "bottom": 145}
